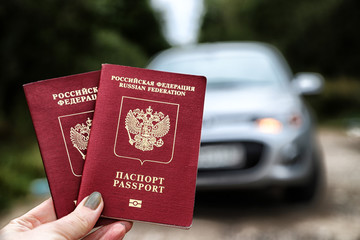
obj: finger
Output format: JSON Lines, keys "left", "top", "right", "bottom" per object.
{"left": 6, "top": 198, "right": 57, "bottom": 231}
{"left": 96, "top": 220, "right": 133, "bottom": 233}
{"left": 82, "top": 222, "right": 132, "bottom": 240}
{"left": 120, "top": 220, "right": 133, "bottom": 233}
{"left": 44, "top": 192, "right": 103, "bottom": 240}
{"left": 25, "top": 198, "right": 57, "bottom": 224}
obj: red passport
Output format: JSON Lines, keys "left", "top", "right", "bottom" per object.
{"left": 23, "top": 71, "right": 99, "bottom": 218}
{"left": 78, "top": 64, "right": 206, "bottom": 228}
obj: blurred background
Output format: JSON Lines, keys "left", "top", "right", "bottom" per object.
{"left": 1, "top": 0, "right": 360, "bottom": 239}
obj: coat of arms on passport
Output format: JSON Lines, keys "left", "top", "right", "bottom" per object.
{"left": 125, "top": 106, "right": 170, "bottom": 151}
{"left": 115, "top": 96, "right": 179, "bottom": 165}
{"left": 70, "top": 117, "right": 92, "bottom": 159}
{"left": 58, "top": 110, "right": 94, "bottom": 177}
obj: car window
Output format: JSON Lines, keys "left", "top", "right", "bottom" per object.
{"left": 152, "top": 55, "right": 280, "bottom": 87}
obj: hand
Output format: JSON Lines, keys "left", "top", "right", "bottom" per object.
{"left": 0, "top": 192, "right": 132, "bottom": 240}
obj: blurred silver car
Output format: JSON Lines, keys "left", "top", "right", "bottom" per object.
{"left": 148, "top": 42, "right": 324, "bottom": 202}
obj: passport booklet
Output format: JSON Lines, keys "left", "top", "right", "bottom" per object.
{"left": 78, "top": 64, "right": 206, "bottom": 228}
{"left": 23, "top": 71, "right": 100, "bottom": 218}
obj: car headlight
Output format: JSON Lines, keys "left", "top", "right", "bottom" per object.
{"left": 256, "top": 118, "right": 283, "bottom": 134}
{"left": 256, "top": 113, "right": 302, "bottom": 134}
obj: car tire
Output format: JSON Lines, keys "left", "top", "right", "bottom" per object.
{"left": 284, "top": 147, "right": 325, "bottom": 203}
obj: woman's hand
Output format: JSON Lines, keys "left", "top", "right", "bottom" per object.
{"left": 0, "top": 192, "right": 132, "bottom": 240}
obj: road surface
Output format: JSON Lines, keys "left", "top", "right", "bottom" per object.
{"left": 1, "top": 129, "right": 360, "bottom": 239}
{"left": 126, "top": 129, "right": 360, "bottom": 240}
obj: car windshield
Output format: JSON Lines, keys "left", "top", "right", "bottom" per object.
{"left": 152, "top": 55, "right": 281, "bottom": 88}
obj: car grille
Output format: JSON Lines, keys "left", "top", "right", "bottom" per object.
{"left": 197, "top": 141, "right": 265, "bottom": 172}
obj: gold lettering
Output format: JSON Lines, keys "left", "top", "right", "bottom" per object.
{"left": 113, "top": 179, "right": 119, "bottom": 187}
{"left": 152, "top": 176, "right": 159, "bottom": 184}
{"left": 144, "top": 176, "right": 151, "bottom": 183}
{"left": 144, "top": 184, "right": 151, "bottom": 191}
{"left": 147, "top": 87, "right": 186, "bottom": 96}
{"left": 116, "top": 171, "right": 123, "bottom": 179}
{"left": 75, "top": 90, "right": 82, "bottom": 96}
{"left": 70, "top": 98, "right": 76, "bottom": 105}
{"left": 137, "top": 174, "right": 144, "bottom": 182}
{"left": 113, "top": 171, "right": 165, "bottom": 193}
{"left": 52, "top": 86, "right": 97, "bottom": 106}
{"left": 130, "top": 174, "right": 136, "bottom": 181}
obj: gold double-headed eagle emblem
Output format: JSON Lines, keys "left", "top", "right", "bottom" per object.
{"left": 70, "top": 118, "right": 92, "bottom": 159}
{"left": 125, "top": 106, "right": 170, "bottom": 151}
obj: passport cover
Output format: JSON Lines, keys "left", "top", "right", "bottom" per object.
{"left": 78, "top": 64, "right": 206, "bottom": 228}
{"left": 23, "top": 71, "right": 100, "bottom": 218}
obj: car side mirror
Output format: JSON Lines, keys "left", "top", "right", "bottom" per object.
{"left": 292, "top": 72, "right": 324, "bottom": 95}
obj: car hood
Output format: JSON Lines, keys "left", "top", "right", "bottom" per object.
{"left": 203, "top": 86, "right": 300, "bottom": 120}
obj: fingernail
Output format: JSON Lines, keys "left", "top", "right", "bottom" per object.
{"left": 120, "top": 221, "right": 133, "bottom": 232}
{"left": 84, "top": 191, "right": 102, "bottom": 210}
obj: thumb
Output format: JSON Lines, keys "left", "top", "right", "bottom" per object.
{"left": 47, "top": 192, "right": 103, "bottom": 240}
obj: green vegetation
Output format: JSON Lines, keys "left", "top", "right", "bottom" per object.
{"left": 1, "top": 0, "right": 359, "bottom": 212}
{"left": 200, "top": 0, "right": 360, "bottom": 77}
{"left": 305, "top": 78, "right": 360, "bottom": 126}
{"left": 0, "top": 142, "right": 44, "bottom": 210}
{"left": 0, "top": 0, "right": 168, "bottom": 212}
{"left": 199, "top": 0, "right": 360, "bottom": 125}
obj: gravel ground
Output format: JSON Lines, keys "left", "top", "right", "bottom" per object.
{"left": 1, "top": 128, "right": 360, "bottom": 239}
{"left": 125, "top": 129, "right": 360, "bottom": 240}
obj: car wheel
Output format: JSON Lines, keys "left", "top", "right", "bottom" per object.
{"left": 284, "top": 148, "right": 325, "bottom": 203}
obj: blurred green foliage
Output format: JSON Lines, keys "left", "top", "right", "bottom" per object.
{"left": 1, "top": 0, "right": 360, "bottom": 212}
{"left": 306, "top": 78, "right": 360, "bottom": 125}
{"left": 0, "top": 144, "right": 43, "bottom": 210}
{"left": 0, "top": 0, "right": 168, "bottom": 212}
{"left": 200, "top": 0, "right": 360, "bottom": 77}
{"left": 200, "top": 0, "right": 360, "bottom": 120}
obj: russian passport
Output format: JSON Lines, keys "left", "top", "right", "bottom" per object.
{"left": 77, "top": 64, "right": 206, "bottom": 228}
{"left": 24, "top": 64, "right": 206, "bottom": 228}
{"left": 23, "top": 71, "right": 100, "bottom": 218}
